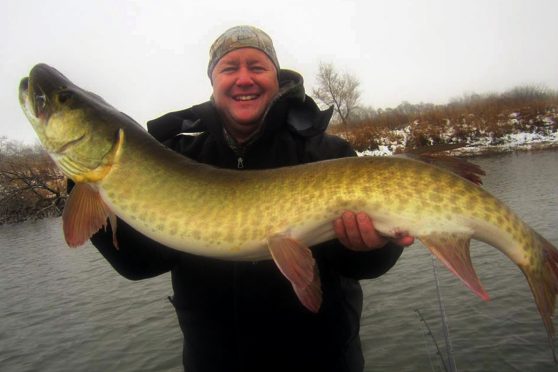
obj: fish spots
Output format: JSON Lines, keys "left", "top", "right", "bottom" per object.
{"left": 239, "top": 229, "right": 249, "bottom": 242}
{"left": 360, "top": 185, "right": 375, "bottom": 197}
{"left": 225, "top": 231, "right": 235, "bottom": 242}
{"left": 429, "top": 192, "right": 442, "bottom": 203}
{"left": 467, "top": 195, "right": 479, "bottom": 206}
{"left": 451, "top": 206, "right": 463, "bottom": 214}
{"left": 168, "top": 221, "right": 178, "bottom": 236}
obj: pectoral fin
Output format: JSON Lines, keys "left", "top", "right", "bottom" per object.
{"left": 62, "top": 183, "right": 117, "bottom": 248}
{"left": 267, "top": 234, "right": 322, "bottom": 312}
{"left": 419, "top": 233, "right": 489, "bottom": 301}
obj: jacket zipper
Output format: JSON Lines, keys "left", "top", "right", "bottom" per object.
{"left": 237, "top": 157, "right": 245, "bottom": 169}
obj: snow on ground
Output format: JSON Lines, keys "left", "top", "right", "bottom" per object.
{"left": 356, "top": 112, "right": 558, "bottom": 157}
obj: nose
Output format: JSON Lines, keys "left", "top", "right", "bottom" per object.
{"left": 235, "top": 67, "right": 255, "bottom": 87}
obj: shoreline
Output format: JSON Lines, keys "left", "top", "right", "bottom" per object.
{"left": 357, "top": 134, "right": 558, "bottom": 158}
{"left": 444, "top": 141, "right": 558, "bottom": 157}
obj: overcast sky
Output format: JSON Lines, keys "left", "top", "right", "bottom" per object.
{"left": 2, "top": 0, "right": 557, "bottom": 144}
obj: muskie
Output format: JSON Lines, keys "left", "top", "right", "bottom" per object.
{"left": 19, "top": 64, "right": 558, "bottom": 359}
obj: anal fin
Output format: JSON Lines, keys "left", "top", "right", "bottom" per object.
{"left": 62, "top": 183, "right": 117, "bottom": 248}
{"left": 267, "top": 233, "right": 322, "bottom": 312}
{"left": 419, "top": 233, "right": 489, "bottom": 301}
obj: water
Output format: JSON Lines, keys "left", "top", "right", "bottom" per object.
{"left": 0, "top": 220, "right": 183, "bottom": 371}
{"left": 1, "top": 150, "right": 557, "bottom": 371}
{"left": 362, "top": 150, "right": 558, "bottom": 371}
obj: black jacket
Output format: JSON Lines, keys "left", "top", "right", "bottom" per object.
{"left": 91, "top": 70, "right": 403, "bottom": 372}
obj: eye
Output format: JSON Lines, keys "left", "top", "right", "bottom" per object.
{"left": 221, "top": 67, "right": 235, "bottom": 73}
{"left": 58, "top": 91, "right": 73, "bottom": 104}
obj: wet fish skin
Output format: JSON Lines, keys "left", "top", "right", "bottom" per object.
{"left": 19, "top": 64, "right": 558, "bottom": 359}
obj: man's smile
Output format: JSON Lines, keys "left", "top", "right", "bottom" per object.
{"left": 233, "top": 94, "right": 259, "bottom": 101}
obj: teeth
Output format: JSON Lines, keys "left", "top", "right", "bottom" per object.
{"left": 235, "top": 95, "right": 257, "bottom": 101}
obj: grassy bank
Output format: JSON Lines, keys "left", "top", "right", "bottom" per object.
{"left": 328, "top": 86, "right": 558, "bottom": 156}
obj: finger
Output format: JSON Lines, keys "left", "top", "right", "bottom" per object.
{"left": 355, "top": 212, "right": 387, "bottom": 248}
{"left": 394, "top": 235, "right": 415, "bottom": 247}
{"left": 342, "top": 211, "right": 366, "bottom": 249}
{"left": 333, "top": 217, "right": 351, "bottom": 247}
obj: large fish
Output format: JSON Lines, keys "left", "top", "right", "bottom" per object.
{"left": 19, "top": 64, "right": 558, "bottom": 358}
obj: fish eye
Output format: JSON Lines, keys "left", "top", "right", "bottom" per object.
{"left": 58, "top": 91, "right": 73, "bottom": 104}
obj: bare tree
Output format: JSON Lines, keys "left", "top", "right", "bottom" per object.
{"left": 0, "top": 140, "right": 66, "bottom": 223}
{"left": 312, "top": 62, "right": 361, "bottom": 132}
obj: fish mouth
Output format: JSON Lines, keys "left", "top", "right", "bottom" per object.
{"left": 19, "top": 76, "right": 49, "bottom": 121}
{"left": 20, "top": 73, "right": 85, "bottom": 154}
{"left": 19, "top": 77, "right": 34, "bottom": 117}
{"left": 19, "top": 77, "right": 29, "bottom": 103}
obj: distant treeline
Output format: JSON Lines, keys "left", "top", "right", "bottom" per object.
{"left": 328, "top": 85, "right": 558, "bottom": 151}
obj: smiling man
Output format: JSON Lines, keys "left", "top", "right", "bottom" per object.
{"left": 90, "top": 25, "right": 411, "bottom": 372}
{"left": 210, "top": 47, "right": 279, "bottom": 142}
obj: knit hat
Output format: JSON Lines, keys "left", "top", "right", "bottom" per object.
{"left": 207, "top": 25, "right": 280, "bottom": 78}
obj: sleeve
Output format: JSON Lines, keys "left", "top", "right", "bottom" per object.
{"left": 307, "top": 133, "right": 404, "bottom": 279}
{"left": 90, "top": 219, "right": 180, "bottom": 280}
{"left": 316, "top": 240, "right": 404, "bottom": 280}
{"left": 67, "top": 180, "right": 179, "bottom": 281}
{"left": 304, "top": 133, "right": 357, "bottom": 161}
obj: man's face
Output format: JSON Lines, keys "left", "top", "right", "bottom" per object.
{"left": 211, "top": 48, "right": 279, "bottom": 142}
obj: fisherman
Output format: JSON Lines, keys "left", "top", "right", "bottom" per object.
{"left": 90, "top": 25, "right": 413, "bottom": 372}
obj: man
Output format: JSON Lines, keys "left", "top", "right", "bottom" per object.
{"left": 91, "top": 25, "right": 413, "bottom": 372}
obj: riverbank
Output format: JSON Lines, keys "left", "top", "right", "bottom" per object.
{"left": 0, "top": 206, "right": 62, "bottom": 225}
{"left": 357, "top": 131, "right": 558, "bottom": 157}
{"left": 354, "top": 110, "right": 558, "bottom": 157}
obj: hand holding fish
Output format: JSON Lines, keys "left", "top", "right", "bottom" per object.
{"left": 334, "top": 211, "right": 415, "bottom": 251}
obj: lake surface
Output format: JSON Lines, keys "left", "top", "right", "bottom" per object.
{"left": 1, "top": 150, "right": 557, "bottom": 371}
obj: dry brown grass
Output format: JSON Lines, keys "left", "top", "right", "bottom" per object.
{"left": 328, "top": 86, "right": 558, "bottom": 151}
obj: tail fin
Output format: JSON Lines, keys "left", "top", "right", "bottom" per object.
{"left": 522, "top": 235, "right": 558, "bottom": 363}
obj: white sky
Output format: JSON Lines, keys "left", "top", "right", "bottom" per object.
{"left": 2, "top": 0, "right": 558, "bottom": 144}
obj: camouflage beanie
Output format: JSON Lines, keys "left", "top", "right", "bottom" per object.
{"left": 207, "top": 25, "right": 280, "bottom": 78}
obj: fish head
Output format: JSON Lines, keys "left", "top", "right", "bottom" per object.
{"left": 19, "top": 63, "right": 122, "bottom": 182}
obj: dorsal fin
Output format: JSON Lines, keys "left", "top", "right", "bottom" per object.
{"left": 400, "top": 144, "right": 486, "bottom": 185}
